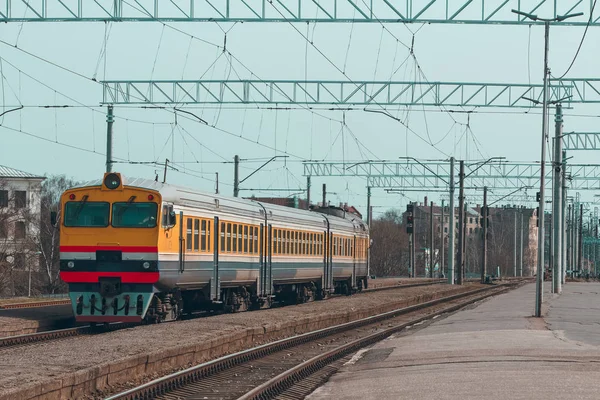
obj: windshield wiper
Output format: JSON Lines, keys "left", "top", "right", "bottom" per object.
{"left": 73, "top": 195, "right": 89, "bottom": 220}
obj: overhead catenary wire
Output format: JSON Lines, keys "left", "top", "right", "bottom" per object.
{"left": 555, "top": 0, "right": 598, "bottom": 79}
{"left": 0, "top": 39, "right": 309, "bottom": 160}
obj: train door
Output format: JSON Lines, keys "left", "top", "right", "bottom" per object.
{"left": 352, "top": 234, "right": 357, "bottom": 289}
{"left": 321, "top": 214, "right": 333, "bottom": 296}
{"left": 178, "top": 211, "right": 185, "bottom": 273}
{"left": 210, "top": 216, "right": 220, "bottom": 301}
{"left": 267, "top": 224, "right": 273, "bottom": 296}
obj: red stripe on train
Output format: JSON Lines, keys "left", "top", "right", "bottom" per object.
{"left": 60, "top": 246, "right": 158, "bottom": 253}
{"left": 60, "top": 271, "right": 159, "bottom": 283}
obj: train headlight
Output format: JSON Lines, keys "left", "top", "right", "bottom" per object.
{"left": 67, "top": 261, "right": 75, "bottom": 268}
{"left": 104, "top": 173, "right": 121, "bottom": 190}
{"left": 142, "top": 261, "right": 150, "bottom": 269}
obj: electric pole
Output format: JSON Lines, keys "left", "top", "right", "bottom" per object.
{"left": 512, "top": 0, "right": 583, "bottom": 317}
{"left": 233, "top": 155, "right": 240, "bottom": 197}
{"left": 579, "top": 203, "right": 584, "bottom": 272}
{"left": 457, "top": 160, "right": 465, "bottom": 285}
{"left": 215, "top": 172, "right": 219, "bottom": 194}
{"left": 322, "top": 184, "right": 327, "bottom": 206}
{"left": 306, "top": 176, "right": 311, "bottom": 210}
{"left": 553, "top": 104, "right": 563, "bottom": 293}
{"left": 561, "top": 150, "right": 568, "bottom": 285}
{"left": 441, "top": 199, "right": 445, "bottom": 279}
{"left": 520, "top": 210, "right": 524, "bottom": 277}
{"left": 406, "top": 203, "right": 415, "bottom": 278}
{"left": 448, "top": 157, "right": 455, "bottom": 284}
{"left": 162, "top": 159, "right": 169, "bottom": 183}
{"left": 481, "top": 186, "right": 488, "bottom": 284}
{"left": 430, "top": 201, "right": 434, "bottom": 278}
{"left": 514, "top": 208, "right": 518, "bottom": 277}
{"left": 366, "top": 186, "right": 371, "bottom": 225}
{"left": 106, "top": 105, "right": 114, "bottom": 173}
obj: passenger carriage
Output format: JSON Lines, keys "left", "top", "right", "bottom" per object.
{"left": 59, "top": 173, "right": 369, "bottom": 323}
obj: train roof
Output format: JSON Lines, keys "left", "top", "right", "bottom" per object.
{"left": 69, "top": 177, "right": 368, "bottom": 233}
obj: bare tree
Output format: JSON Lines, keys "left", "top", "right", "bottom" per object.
{"left": 31, "top": 175, "right": 79, "bottom": 294}
{"left": 370, "top": 210, "right": 410, "bottom": 277}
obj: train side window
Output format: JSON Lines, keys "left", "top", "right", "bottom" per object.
{"left": 278, "top": 230, "right": 282, "bottom": 254}
{"left": 193, "top": 219, "right": 200, "bottom": 251}
{"left": 306, "top": 233, "right": 310, "bottom": 255}
{"left": 287, "top": 231, "right": 291, "bottom": 255}
{"left": 233, "top": 224, "right": 238, "bottom": 252}
{"left": 309, "top": 233, "right": 312, "bottom": 255}
{"left": 305, "top": 232, "right": 309, "bottom": 255}
{"left": 226, "top": 223, "right": 232, "bottom": 252}
{"left": 220, "top": 222, "right": 226, "bottom": 252}
{"left": 254, "top": 227, "right": 258, "bottom": 254}
{"left": 207, "top": 220, "right": 212, "bottom": 252}
{"left": 294, "top": 231, "right": 298, "bottom": 255}
{"left": 332, "top": 237, "right": 336, "bottom": 256}
{"left": 200, "top": 220, "right": 207, "bottom": 251}
{"left": 244, "top": 226, "right": 249, "bottom": 253}
{"left": 238, "top": 225, "right": 243, "bottom": 253}
{"left": 186, "top": 218, "right": 193, "bottom": 251}
{"left": 316, "top": 234, "right": 320, "bottom": 256}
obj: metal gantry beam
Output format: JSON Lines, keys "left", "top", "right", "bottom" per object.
{"left": 552, "top": 79, "right": 600, "bottom": 104}
{"left": 101, "top": 80, "right": 573, "bottom": 108}
{"left": 303, "top": 161, "right": 600, "bottom": 190}
{"left": 439, "top": 193, "right": 537, "bottom": 204}
{"left": 563, "top": 132, "right": 600, "bottom": 150}
{"left": 0, "top": 0, "right": 597, "bottom": 25}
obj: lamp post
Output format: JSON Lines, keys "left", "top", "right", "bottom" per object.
{"left": 511, "top": 9, "right": 583, "bottom": 317}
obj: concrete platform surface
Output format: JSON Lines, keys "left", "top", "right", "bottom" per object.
{"left": 308, "top": 283, "right": 600, "bottom": 400}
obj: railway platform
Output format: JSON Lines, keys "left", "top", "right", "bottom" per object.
{"left": 0, "top": 304, "right": 73, "bottom": 337}
{"left": 308, "top": 282, "right": 600, "bottom": 400}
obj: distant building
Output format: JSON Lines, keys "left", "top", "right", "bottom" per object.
{"left": 400, "top": 197, "right": 538, "bottom": 277}
{"left": 0, "top": 165, "right": 45, "bottom": 284}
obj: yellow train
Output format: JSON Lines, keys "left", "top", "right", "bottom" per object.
{"left": 59, "top": 173, "right": 369, "bottom": 323}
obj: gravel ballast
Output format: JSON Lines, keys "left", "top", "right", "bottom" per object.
{"left": 0, "top": 283, "right": 481, "bottom": 399}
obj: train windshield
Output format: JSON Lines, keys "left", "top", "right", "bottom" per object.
{"left": 112, "top": 202, "right": 158, "bottom": 228}
{"left": 64, "top": 201, "right": 110, "bottom": 227}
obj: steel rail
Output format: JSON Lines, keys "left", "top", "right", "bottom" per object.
{"left": 239, "top": 285, "right": 512, "bottom": 400}
{"left": 0, "top": 322, "right": 136, "bottom": 349}
{"left": 0, "top": 280, "right": 443, "bottom": 350}
{"left": 106, "top": 283, "right": 518, "bottom": 400}
{"left": 0, "top": 299, "right": 70, "bottom": 309}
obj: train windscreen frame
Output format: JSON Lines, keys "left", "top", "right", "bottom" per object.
{"left": 112, "top": 202, "right": 158, "bottom": 228}
{"left": 64, "top": 201, "right": 110, "bottom": 227}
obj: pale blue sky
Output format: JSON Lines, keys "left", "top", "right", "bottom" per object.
{"left": 1, "top": 11, "right": 599, "bottom": 217}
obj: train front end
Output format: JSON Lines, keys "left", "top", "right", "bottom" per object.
{"left": 59, "top": 173, "right": 160, "bottom": 323}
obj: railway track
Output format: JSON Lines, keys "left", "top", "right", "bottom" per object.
{"left": 0, "top": 321, "right": 141, "bottom": 348}
{"left": 0, "top": 280, "right": 445, "bottom": 350}
{"left": 0, "top": 299, "right": 70, "bottom": 309}
{"left": 105, "top": 282, "right": 518, "bottom": 400}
